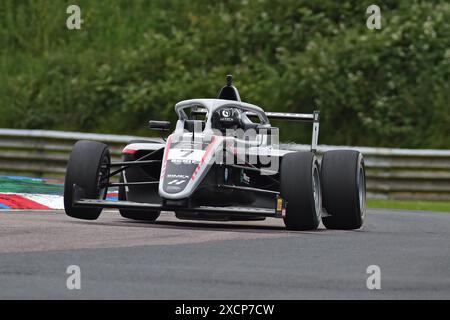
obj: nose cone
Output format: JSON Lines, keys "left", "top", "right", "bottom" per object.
{"left": 159, "top": 135, "right": 221, "bottom": 200}
{"left": 161, "top": 161, "right": 196, "bottom": 194}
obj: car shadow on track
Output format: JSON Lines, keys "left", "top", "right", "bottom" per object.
{"left": 89, "top": 216, "right": 330, "bottom": 235}
{"left": 65, "top": 212, "right": 367, "bottom": 235}
{"left": 68, "top": 217, "right": 366, "bottom": 235}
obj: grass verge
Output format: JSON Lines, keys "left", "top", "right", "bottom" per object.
{"left": 367, "top": 199, "right": 450, "bottom": 213}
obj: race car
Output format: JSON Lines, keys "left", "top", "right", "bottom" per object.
{"left": 64, "top": 75, "right": 366, "bottom": 230}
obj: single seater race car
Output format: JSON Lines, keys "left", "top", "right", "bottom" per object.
{"left": 64, "top": 75, "right": 366, "bottom": 230}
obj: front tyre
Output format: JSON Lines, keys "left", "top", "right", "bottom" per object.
{"left": 281, "top": 152, "right": 322, "bottom": 230}
{"left": 64, "top": 140, "right": 110, "bottom": 220}
{"left": 321, "top": 150, "right": 366, "bottom": 230}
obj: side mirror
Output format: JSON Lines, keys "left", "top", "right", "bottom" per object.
{"left": 149, "top": 120, "right": 171, "bottom": 131}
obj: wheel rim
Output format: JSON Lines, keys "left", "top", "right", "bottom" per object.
{"left": 357, "top": 165, "right": 366, "bottom": 218}
{"left": 97, "top": 155, "right": 110, "bottom": 199}
{"left": 312, "top": 164, "right": 321, "bottom": 219}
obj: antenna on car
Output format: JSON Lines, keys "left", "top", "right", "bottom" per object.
{"left": 226, "top": 74, "right": 233, "bottom": 86}
{"left": 218, "top": 75, "right": 241, "bottom": 101}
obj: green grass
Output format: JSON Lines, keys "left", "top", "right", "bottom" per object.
{"left": 1, "top": 1, "right": 450, "bottom": 148}
{"left": 367, "top": 199, "right": 450, "bottom": 213}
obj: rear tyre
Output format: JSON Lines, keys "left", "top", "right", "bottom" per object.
{"left": 64, "top": 140, "right": 110, "bottom": 220}
{"left": 321, "top": 150, "right": 366, "bottom": 230}
{"left": 118, "top": 173, "right": 160, "bottom": 221}
{"left": 281, "top": 151, "right": 321, "bottom": 230}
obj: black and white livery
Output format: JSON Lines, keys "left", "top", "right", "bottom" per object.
{"left": 64, "top": 75, "right": 366, "bottom": 230}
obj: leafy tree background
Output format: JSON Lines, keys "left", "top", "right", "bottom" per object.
{"left": 1, "top": 0, "right": 449, "bottom": 148}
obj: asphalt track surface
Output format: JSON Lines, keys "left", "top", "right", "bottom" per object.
{"left": 0, "top": 209, "right": 449, "bottom": 299}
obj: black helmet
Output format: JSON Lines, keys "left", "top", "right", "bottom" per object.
{"left": 211, "top": 107, "right": 243, "bottom": 132}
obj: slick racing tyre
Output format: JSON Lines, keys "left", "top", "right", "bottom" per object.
{"left": 118, "top": 173, "right": 160, "bottom": 222}
{"left": 64, "top": 140, "right": 110, "bottom": 220}
{"left": 321, "top": 150, "right": 366, "bottom": 230}
{"left": 280, "top": 151, "right": 322, "bottom": 230}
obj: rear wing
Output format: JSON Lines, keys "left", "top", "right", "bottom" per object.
{"left": 191, "top": 108, "right": 320, "bottom": 152}
{"left": 255, "top": 111, "right": 316, "bottom": 122}
{"left": 251, "top": 110, "right": 320, "bottom": 152}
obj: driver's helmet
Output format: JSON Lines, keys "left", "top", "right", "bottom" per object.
{"left": 211, "top": 107, "right": 243, "bottom": 132}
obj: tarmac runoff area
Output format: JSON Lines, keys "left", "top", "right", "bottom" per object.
{"left": 0, "top": 208, "right": 449, "bottom": 299}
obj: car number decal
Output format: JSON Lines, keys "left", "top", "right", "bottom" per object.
{"left": 168, "top": 149, "right": 205, "bottom": 161}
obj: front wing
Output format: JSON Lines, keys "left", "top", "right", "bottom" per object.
{"left": 72, "top": 185, "right": 281, "bottom": 218}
